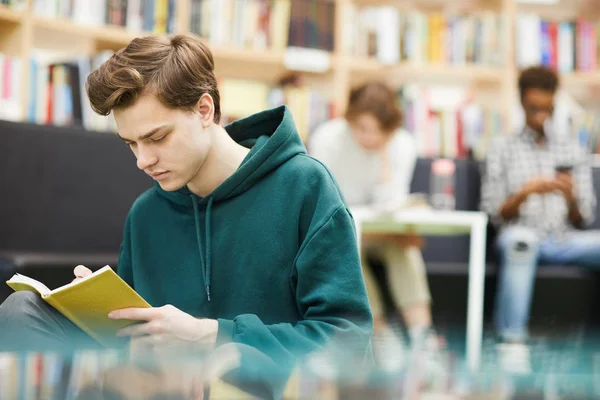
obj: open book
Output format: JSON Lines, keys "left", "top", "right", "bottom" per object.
{"left": 6, "top": 266, "right": 151, "bottom": 348}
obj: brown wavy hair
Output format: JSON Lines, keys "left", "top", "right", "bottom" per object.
{"left": 86, "top": 34, "right": 221, "bottom": 123}
{"left": 345, "top": 82, "right": 402, "bottom": 134}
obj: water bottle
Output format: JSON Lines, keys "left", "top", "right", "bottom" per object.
{"left": 430, "top": 158, "right": 456, "bottom": 210}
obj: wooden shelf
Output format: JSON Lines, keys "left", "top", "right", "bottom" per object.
{"left": 212, "top": 46, "right": 285, "bottom": 65}
{"left": 3, "top": 0, "right": 600, "bottom": 148}
{"left": 32, "top": 16, "right": 144, "bottom": 48}
{"left": 0, "top": 5, "right": 25, "bottom": 23}
{"left": 349, "top": 58, "right": 505, "bottom": 85}
{"left": 351, "top": 0, "right": 504, "bottom": 11}
{"left": 517, "top": 0, "right": 600, "bottom": 19}
{"left": 31, "top": 15, "right": 288, "bottom": 71}
{"left": 563, "top": 72, "right": 600, "bottom": 87}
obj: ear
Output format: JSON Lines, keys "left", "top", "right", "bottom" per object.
{"left": 196, "top": 93, "right": 215, "bottom": 128}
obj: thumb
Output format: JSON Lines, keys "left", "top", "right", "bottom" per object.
{"left": 73, "top": 265, "right": 93, "bottom": 278}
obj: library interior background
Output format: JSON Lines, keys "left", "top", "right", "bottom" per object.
{"left": 4, "top": 0, "right": 600, "bottom": 399}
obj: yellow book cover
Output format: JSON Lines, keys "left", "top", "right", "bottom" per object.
{"left": 6, "top": 266, "right": 151, "bottom": 348}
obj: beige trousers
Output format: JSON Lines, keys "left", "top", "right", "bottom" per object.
{"left": 361, "top": 245, "right": 431, "bottom": 318}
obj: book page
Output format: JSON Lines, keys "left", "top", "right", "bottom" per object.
{"left": 8, "top": 274, "right": 51, "bottom": 296}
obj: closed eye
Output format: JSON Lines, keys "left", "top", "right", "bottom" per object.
{"left": 151, "top": 134, "right": 167, "bottom": 142}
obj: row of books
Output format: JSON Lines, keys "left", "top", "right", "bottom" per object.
{"left": 0, "top": 54, "right": 22, "bottom": 123}
{"left": 517, "top": 14, "right": 600, "bottom": 73}
{"left": 28, "top": 51, "right": 117, "bottom": 132}
{"left": 190, "top": 0, "right": 290, "bottom": 51}
{"left": 344, "top": 6, "right": 507, "bottom": 66}
{"left": 0, "top": 0, "right": 25, "bottom": 9}
{"left": 32, "top": 0, "right": 177, "bottom": 34}
{"left": 218, "top": 77, "right": 333, "bottom": 142}
{"left": 398, "top": 85, "right": 505, "bottom": 160}
{"left": 0, "top": 351, "right": 122, "bottom": 400}
{"left": 191, "top": 0, "right": 334, "bottom": 52}
{"left": 20, "top": 49, "right": 333, "bottom": 139}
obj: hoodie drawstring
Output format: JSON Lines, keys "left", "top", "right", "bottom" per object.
{"left": 190, "top": 195, "right": 213, "bottom": 302}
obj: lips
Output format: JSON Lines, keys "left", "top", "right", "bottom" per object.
{"left": 149, "top": 171, "right": 169, "bottom": 180}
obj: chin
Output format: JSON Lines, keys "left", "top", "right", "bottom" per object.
{"left": 157, "top": 178, "right": 184, "bottom": 192}
{"left": 361, "top": 143, "right": 382, "bottom": 152}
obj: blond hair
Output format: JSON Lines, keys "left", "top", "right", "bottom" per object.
{"left": 86, "top": 34, "right": 221, "bottom": 122}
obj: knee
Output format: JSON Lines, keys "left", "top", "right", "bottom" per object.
{"left": 497, "top": 226, "right": 539, "bottom": 264}
{"left": 0, "top": 291, "right": 43, "bottom": 320}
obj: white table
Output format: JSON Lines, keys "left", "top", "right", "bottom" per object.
{"left": 350, "top": 207, "right": 489, "bottom": 372}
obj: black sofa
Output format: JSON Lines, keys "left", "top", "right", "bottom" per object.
{"left": 1, "top": 120, "right": 599, "bottom": 323}
{"left": 0, "top": 120, "right": 152, "bottom": 298}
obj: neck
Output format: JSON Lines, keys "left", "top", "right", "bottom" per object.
{"left": 528, "top": 125, "right": 546, "bottom": 145}
{"left": 187, "top": 125, "right": 250, "bottom": 197}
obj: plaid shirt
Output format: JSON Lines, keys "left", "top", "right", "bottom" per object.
{"left": 481, "top": 127, "right": 597, "bottom": 238}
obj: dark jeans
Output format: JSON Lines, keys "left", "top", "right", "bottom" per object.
{"left": 0, "top": 291, "right": 101, "bottom": 353}
{"left": 0, "top": 258, "right": 19, "bottom": 303}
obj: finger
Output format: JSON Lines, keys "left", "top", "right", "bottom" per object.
{"left": 73, "top": 265, "right": 93, "bottom": 278}
{"left": 134, "top": 334, "right": 167, "bottom": 347}
{"left": 109, "top": 307, "right": 160, "bottom": 321}
{"left": 118, "top": 321, "right": 161, "bottom": 337}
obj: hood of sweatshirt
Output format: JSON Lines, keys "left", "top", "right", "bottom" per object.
{"left": 152, "top": 105, "right": 305, "bottom": 301}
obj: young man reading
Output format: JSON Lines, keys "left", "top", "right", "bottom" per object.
{"left": 0, "top": 34, "right": 373, "bottom": 396}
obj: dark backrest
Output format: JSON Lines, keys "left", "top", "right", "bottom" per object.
{"left": 0, "top": 120, "right": 153, "bottom": 254}
{"left": 410, "top": 158, "right": 482, "bottom": 211}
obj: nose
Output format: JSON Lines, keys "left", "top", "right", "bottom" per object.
{"left": 136, "top": 145, "right": 158, "bottom": 171}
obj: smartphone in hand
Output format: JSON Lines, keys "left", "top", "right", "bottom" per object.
{"left": 555, "top": 165, "right": 573, "bottom": 174}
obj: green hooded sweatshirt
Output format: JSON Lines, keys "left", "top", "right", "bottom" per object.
{"left": 117, "top": 105, "right": 373, "bottom": 397}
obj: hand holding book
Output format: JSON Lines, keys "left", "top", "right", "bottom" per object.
{"left": 6, "top": 265, "right": 151, "bottom": 348}
{"left": 110, "top": 305, "right": 219, "bottom": 353}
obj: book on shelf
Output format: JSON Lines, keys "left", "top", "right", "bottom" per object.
{"left": 218, "top": 76, "right": 333, "bottom": 142}
{"left": 0, "top": 53, "right": 22, "bottom": 122}
{"left": 28, "top": 50, "right": 117, "bottom": 132}
{"left": 6, "top": 266, "right": 151, "bottom": 348}
{"left": 32, "top": 0, "right": 177, "bottom": 34}
{"left": 287, "top": 0, "right": 334, "bottom": 51}
{"left": 344, "top": 4, "right": 506, "bottom": 67}
{"left": 516, "top": 13, "right": 600, "bottom": 73}
{"left": 0, "top": 0, "right": 26, "bottom": 10}
{"left": 398, "top": 84, "right": 504, "bottom": 160}
{"left": 190, "top": 0, "right": 333, "bottom": 52}
{"left": 190, "top": 0, "right": 289, "bottom": 50}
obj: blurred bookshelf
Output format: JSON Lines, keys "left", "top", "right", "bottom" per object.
{"left": 0, "top": 0, "right": 600, "bottom": 159}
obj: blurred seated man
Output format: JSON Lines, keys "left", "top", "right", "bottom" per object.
{"left": 309, "top": 82, "right": 443, "bottom": 371}
{"left": 481, "top": 66, "right": 600, "bottom": 374}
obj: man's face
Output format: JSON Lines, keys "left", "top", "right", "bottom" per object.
{"left": 114, "top": 94, "right": 211, "bottom": 192}
{"left": 522, "top": 88, "right": 555, "bottom": 135}
{"left": 349, "top": 113, "right": 390, "bottom": 151}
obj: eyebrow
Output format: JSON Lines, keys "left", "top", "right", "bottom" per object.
{"left": 118, "top": 124, "right": 171, "bottom": 142}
